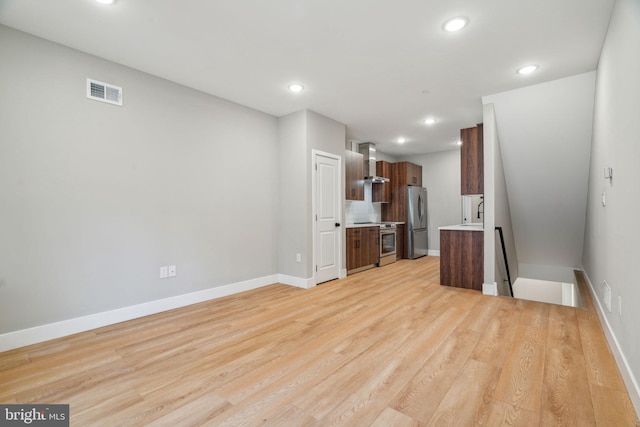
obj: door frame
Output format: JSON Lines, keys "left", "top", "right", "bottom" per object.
{"left": 311, "top": 149, "right": 344, "bottom": 285}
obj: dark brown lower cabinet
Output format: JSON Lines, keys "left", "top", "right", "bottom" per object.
{"left": 440, "top": 230, "right": 483, "bottom": 290}
{"left": 346, "top": 227, "right": 379, "bottom": 274}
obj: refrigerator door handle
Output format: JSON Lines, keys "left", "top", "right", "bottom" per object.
{"left": 418, "top": 194, "right": 423, "bottom": 223}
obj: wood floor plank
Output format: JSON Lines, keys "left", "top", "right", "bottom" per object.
{"left": 143, "top": 391, "right": 230, "bottom": 427}
{"left": 260, "top": 404, "right": 320, "bottom": 427}
{"left": 541, "top": 304, "right": 596, "bottom": 426}
{"left": 484, "top": 400, "right": 540, "bottom": 426}
{"left": 462, "top": 293, "right": 503, "bottom": 333}
{"left": 81, "top": 370, "right": 224, "bottom": 425}
{"left": 493, "top": 324, "right": 546, "bottom": 412}
{"left": 208, "top": 319, "right": 417, "bottom": 425}
{"left": 0, "top": 351, "right": 31, "bottom": 371}
{"left": 471, "top": 298, "right": 522, "bottom": 367}
{"left": 317, "top": 305, "right": 480, "bottom": 426}
{"left": 390, "top": 328, "right": 481, "bottom": 423}
{"left": 0, "top": 349, "right": 122, "bottom": 396}
{"left": 0, "top": 256, "right": 637, "bottom": 426}
{"left": 518, "top": 299, "right": 551, "bottom": 329}
{"left": 589, "top": 384, "right": 640, "bottom": 427}
{"left": 70, "top": 387, "right": 145, "bottom": 426}
{"left": 425, "top": 358, "right": 501, "bottom": 426}
{"left": 578, "top": 315, "right": 627, "bottom": 391}
{"left": 574, "top": 269, "right": 596, "bottom": 313}
{"left": 370, "top": 407, "right": 421, "bottom": 427}
{"left": 290, "top": 328, "right": 415, "bottom": 420}
{"left": 217, "top": 289, "right": 420, "bottom": 406}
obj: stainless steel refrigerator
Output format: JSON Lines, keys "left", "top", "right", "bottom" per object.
{"left": 407, "top": 187, "right": 428, "bottom": 259}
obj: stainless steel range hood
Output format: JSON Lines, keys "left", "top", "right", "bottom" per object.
{"left": 358, "top": 142, "right": 389, "bottom": 183}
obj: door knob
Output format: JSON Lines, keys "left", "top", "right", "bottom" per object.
{"left": 335, "top": 222, "right": 341, "bottom": 227}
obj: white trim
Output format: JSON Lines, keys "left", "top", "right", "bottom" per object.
{"left": 428, "top": 250, "right": 440, "bottom": 257}
{"left": 0, "top": 275, "right": 278, "bottom": 352}
{"left": 340, "top": 268, "right": 347, "bottom": 279}
{"left": 278, "top": 274, "right": 315, "bottom": 289}
{"left": 482, "top": 282, "right": 498, "bottom": 296}
{"left": 311, "top": 149, "right": 343, "bottom": 285}
{"left": 581, "top": 270, "right": 640, "bottom": 415}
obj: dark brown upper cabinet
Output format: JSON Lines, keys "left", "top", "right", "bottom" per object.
{"left": 372, "top": 160, "right": 391, "bottom": 203}
{"left": 345, "top": 150, "right": 364, "bottom": 201}
{"left": 461, "top": 124, "right": 483, "bottom": 195}
{"left": 393, "top": 161, "right": 422, "bottom": 187}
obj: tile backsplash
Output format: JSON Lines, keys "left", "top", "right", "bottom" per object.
{"left": 345, "top": 183, "right": 381, "bottom": 224}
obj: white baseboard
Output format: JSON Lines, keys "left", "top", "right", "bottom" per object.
{"left": 428, "top": 250, "right": 440, "bottom": 257}
{"left": 278, "top": 274, "right": 315, "bottom": 289}
{"left": 0, "top": 274, "right": 290, "bottom": 352}
{"left": 581, "top": 270, "right": 640, "bottom": 415}
{"left": 482, "top": 282, "right": 498, "bottom": 296}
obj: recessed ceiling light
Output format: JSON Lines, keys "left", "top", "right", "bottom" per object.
{"left": 443, "top": 17, "right": 468, "bottom": 32}
{"left": 95, "top": 0, "right": 115, "bottom": 4}
{"left": 288, "top": 83, "right": 304, "bottom": 93}
{"left": 424, "top": 118, "right": 437, "bottom": 126}
{"left": 517, "top": 65, "right": 538, "bottom": 75}
{"left": 397, "top": 137, "right": 406, "bottom": 144}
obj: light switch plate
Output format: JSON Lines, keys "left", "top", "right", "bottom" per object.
{"left": 160, "top": 266, "right": 168, "bottom": 279}
{"left": 168, "top": 265, "right": 176, "bottom": 277}
{"left": 618, "top": 295, "right": 622, "bottom": 315}
{"left": 604, "top": 280, "right": 611, "bottom": 312}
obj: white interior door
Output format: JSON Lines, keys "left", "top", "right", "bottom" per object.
{"left": 315, "top": 152, "right": 341, "bottom": 284}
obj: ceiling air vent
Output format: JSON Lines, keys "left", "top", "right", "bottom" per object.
{"left": 86, "top": 78, "right": 123, "bottom": 106}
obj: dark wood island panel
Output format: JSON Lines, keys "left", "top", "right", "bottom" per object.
{"left": 440, "top": 229, "right": 484, "bottom": 290}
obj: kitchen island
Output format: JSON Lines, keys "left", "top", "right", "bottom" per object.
{"left": 439, "top": 224, "right": 483, "bottom": 290}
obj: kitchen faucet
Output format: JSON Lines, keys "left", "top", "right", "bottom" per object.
{"left": 477, "top": 198, "right": 484, "bottom": 219}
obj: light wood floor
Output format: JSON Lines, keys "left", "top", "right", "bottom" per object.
{"left": 1, "top": 257, "right": 638, "bottom": 426}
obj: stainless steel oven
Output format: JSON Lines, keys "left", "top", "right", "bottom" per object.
{"left": 379, "top": 223, "right": 397, "bottom": 266}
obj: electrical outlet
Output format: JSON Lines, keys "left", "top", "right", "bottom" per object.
{"left": 604, "top": 280, "right": 611, "bottom": 312}
{"left": 160, "top": 266, "right": 168, "bottom": 279}
{"left": 296, "top": 253, "right": 301, "bottom": 263}
{"left": 168, "top": 265, "right": 176, "bottom": 277}
{"left": 601, "top": 192, "right": 606, "bottom": 207}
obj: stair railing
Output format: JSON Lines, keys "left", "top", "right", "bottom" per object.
{"left": 495, "top": 226, "right": 514, "bottom": 297}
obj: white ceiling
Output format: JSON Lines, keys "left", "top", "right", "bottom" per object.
{"left": 0, "top": 0, "right": 614, "bottom": 155}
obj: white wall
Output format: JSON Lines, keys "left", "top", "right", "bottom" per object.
{"left": 377, "top": 151, "right": 398, "bottom": 163}
{"left": 583, "top": 0, "right": 640, "bottom": 409}
{"left": 483, "top": 108, "right": 496, "bottom": 290}
{"left": 0, "top": 26, "right": 281, "bottom": 333}
{"left": 278, "top": 110, "right": 346, "bottom": 280}
{"left": 278, "top": 111, "right": 308, "bottom": 279}
{"left": 483, "top": 104, "right": 519, "bottom": 295}
{"left": 307, "top": 111, "right": 347, "bottom": 278}
{"left": 483, "top": 72, "right": 596, "bottom": 282}
{"left": 399, "top": 150, "right": 461, "bottom": 251}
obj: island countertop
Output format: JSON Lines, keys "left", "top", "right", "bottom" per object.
{"left": 438, "top": 224, "right": 483, "bottom": 232}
